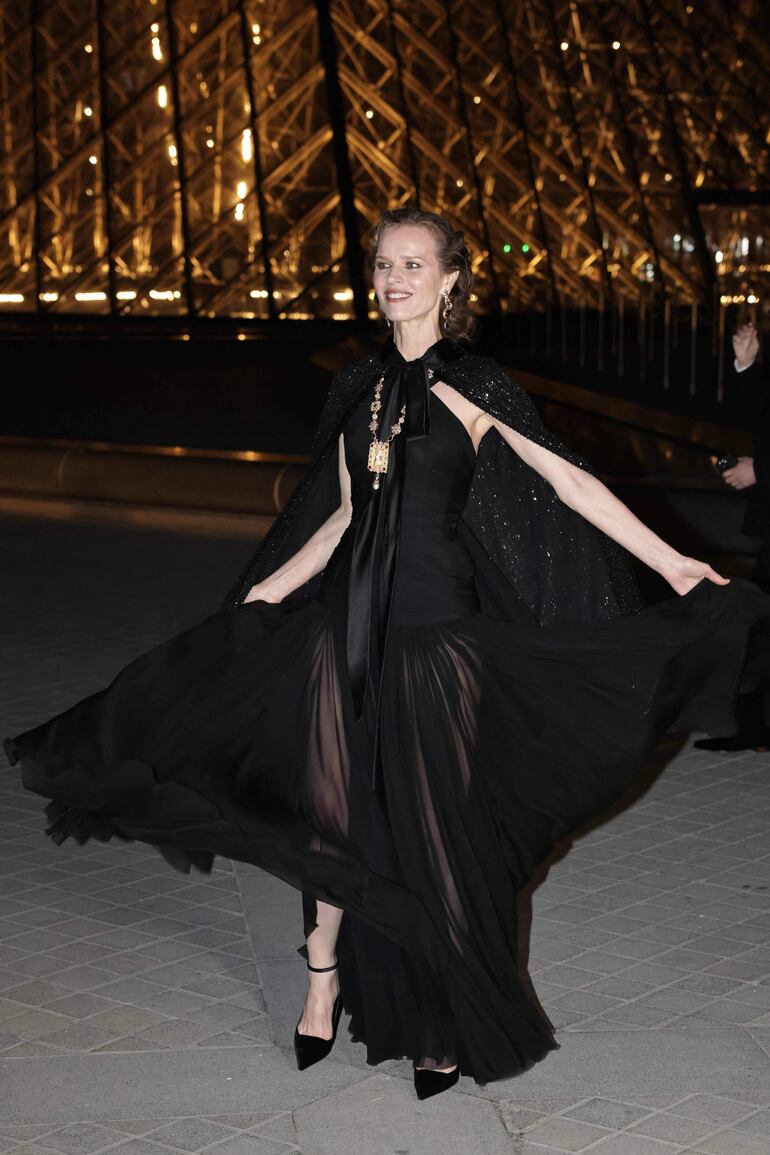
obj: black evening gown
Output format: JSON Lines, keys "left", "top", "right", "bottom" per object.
{"left": 5, "top": 385, "right": 770, "bottom": 1085}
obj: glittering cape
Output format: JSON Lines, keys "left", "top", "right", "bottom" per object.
{"left": 222, "top": 340, "right": 642, "bottom": 634}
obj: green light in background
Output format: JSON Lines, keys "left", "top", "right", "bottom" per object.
{"left": 521, "top": 243, "right": 531, "bottom": 253}
{"left": 502, "top": 243, "right": 512, "bottom": 253}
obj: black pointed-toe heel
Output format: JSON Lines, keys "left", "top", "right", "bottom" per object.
{"left": 293, "top": 960, "right": 343, "bottom": 1071}
{"left": 413, "top": 1060, "right": 460, "bottom": 1100}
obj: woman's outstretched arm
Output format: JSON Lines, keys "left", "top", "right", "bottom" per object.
{"left": 245, "top": 434, "right": 353, "bottom": 603}
{"left": 490, "top": 418, "right": 728, "bottom": 596}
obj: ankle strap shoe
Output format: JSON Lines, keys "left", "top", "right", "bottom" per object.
{"left": 294, "top": 961, "right": 343, "bottom": 1071}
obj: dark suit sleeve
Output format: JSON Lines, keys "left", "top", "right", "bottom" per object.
{"left": 732, "top": 363, "right": 770, "bottom": 539}
{"left": 733, "top": 361, "right": 769, "bottom": 418}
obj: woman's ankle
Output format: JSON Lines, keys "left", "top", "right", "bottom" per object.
{"left": 305, "top": 941, "right": 338, "bottom": 969}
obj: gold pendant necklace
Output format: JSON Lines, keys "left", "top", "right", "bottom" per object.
{"left": 367, "top": 372, "right": 406, "bottom": 489}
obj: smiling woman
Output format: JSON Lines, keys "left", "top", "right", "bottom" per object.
{"left": 6, "top": 208, "right": 770, "bottom": 1102}
{"left": 369, "top": 208, "right": 476, "bottom": 345}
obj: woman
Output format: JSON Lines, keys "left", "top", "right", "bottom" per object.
{"left": 6, "top": 208, "right": 770, "bottom": 1100}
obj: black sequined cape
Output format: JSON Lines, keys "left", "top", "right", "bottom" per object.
{"left": 223, "top": 341, "right": 642, "bottom": 624}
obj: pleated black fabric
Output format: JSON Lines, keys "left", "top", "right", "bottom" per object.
{"left": 6, "top": 384, "right": 770, "bottom": 1085}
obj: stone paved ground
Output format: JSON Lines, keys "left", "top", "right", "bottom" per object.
{"left": 3, "top": 510, "right": 770, "bottom": 1154}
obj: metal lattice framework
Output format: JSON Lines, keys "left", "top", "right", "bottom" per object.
{"left": 1, "top": 0, "right": 770, "bottom": 319}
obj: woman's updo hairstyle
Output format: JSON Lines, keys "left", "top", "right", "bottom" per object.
{"left": 367, "top": 207, "right": 476, "bottom": 342}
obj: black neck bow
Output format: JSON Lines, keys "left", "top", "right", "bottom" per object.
{"left": 376, "top": 335, "right": 464, "bottom": 441}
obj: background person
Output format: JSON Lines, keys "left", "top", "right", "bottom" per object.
{"left": 696, "top": 322, "right": 770, "bottom": 753}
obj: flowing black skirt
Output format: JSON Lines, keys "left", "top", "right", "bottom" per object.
{"left": 5, "top": 576, "right": 770, "bottom": 1084}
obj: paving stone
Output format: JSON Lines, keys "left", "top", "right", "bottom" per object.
{"left": 121, "top": 918, "right": 195, "bottom": 939}
{"left": 673, "top": 973, "right": 743, "bottom": 997}
{"left": 0, "top": 996, "right": 31, "bottom": 1023}
{"left": 694, "top": 1130, "right": 770, "bottom": 1155}
{"left": 4, "top": 929, "right": 75, "bottom": 952}
{"left": 35, "top": 1124, "right": 131, "bottom": 1154}
{"left": 43, "top": 997, "right": 124, "bottom": 1025}
{"left": 586, "top": 1135, "right": 682, "bottom": 1153}
{"left": 195, "top": 1030, "right": 269, "bottom": 1048}
{"left": 193, "top": 957, "right": 256, "bottom": 979}
{"left": 497, "top": 1103, "right": 550, "bottom": 1133}
{"left": 2, "top": 1040, "right": 67, "bottom": 1056}
{"left": 175, "top": 930, "right": 245, "bottom": 950}
{"left": 564, "top": 1098, "right": 651, "bottom": 1129}
{"left": 600, "top": 1002, "right": 675, "bottom": 1028}
{"left": 90, "top": 956, "right": 161, "bottom": 979}
{"left": 37, "top": 1022, "right": 126, "bottom": 1051}
{"left": 2, "top": 1008, "right": 76, "bottom": 1040}
{"left": 669, "top": 1094, "right": 758, "bottom": 1125}
{"left": 45, "top": 966, "right": 120, "bottom": 992}
{"left": 551, "top": 990, "right": 622, "bottom": 1015}
{"left": 143, "top": 1120, "right": 236, "bottom": 1150}
{"left": 734, "top": 1107, "right": 770, "bottom": 1136}
{"left": 628, "top": 1111, "right": 718, "bottom": 1145}
{"left": 224, "top": 1015, "right": 271, "bottom": 1042}
{"left": 134, "top": 941, "right": 205, "bottom": 964}
{"left": 708, "top": 959, "right": 770, "bottom": 982}
{"left": 138, "top": 963, "right": 214, "bottom": 988}
{"left": 641, "top": 987, "right": 716, "bottom": 1015}
{"left": 0, "top": 1125, "right": 62, "bottom": 1140}
{"left": 523, "top": 1115, "right": 611, "bottom": 1150}
{"left": 3, "top": 1146, "right": 70, "bottom": 1155}
{"left": 2, "top": 980, "right": 74, "bottom": 1006}
{"left": 84, "top": 1006, "right": 169, "bottom": 1035}
{"left": 207, "top": 1118, "right": 276, "bottom": 1131}
{"left": 6, "top": 954, "right": 70, "bottom": 978}
{"left": 181, "top": 1002, "right": 256, "bottom": 1030}
{"left": 89, "top": 977, "right": 169, "bottom": 1003}
{"left": 591, "top": 943, "right": 663, "bottom": 966}
{"left": 94, "top": 1035, "right": 169, "bottom": 1053}
{"left": 696, "top": 998, "right": 768, "bottom": 1025}
{"left": 140, "top": 990, "right": 213, "bottom": 1016}
{"left": 134, "top": 1019, "right": 222, "bottom": 1048}
{"left": 202, "top": 1141, "right": 291, "bottom": 1155}
{"left": 104, "top": 1124, "right": 166, "bottom": 1137}
{"left": 226, "top": 990, "right": 266, "bottom": 1014}
{"left": 49, "top": 943, "right": 120, "bottom": 966}
{"left": 107, "top": 1143, "right": 179, "bottom": 1155}
{"left": 179, "top": 975, "right": 259, "bottom": 1000}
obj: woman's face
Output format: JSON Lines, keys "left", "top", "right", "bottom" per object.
{"left": 372, "top": 224, "right": 457, "bottom": 327}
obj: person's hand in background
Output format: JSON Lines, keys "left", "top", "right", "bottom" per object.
{"left": 723, "top": 456, "right": 757, "bottom": 489}
{"left": 734, "top": 323, "right": 760, "bottom": 370}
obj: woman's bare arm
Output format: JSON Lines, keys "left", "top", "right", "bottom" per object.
{"left": 244, "top": 434, "right": 353, "bottom": 603}
{"left": 489, "top": 417, "right": 728, "bottom": 596}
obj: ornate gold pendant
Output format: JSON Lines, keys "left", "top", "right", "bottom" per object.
{"left": 368, "top": 438, "right": 390, "bottom": 476}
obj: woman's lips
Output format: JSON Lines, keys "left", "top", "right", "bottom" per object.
{"left": 385, "top": 292, "right": 412, "bottom": 301}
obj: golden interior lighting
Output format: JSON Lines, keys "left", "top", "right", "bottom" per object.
{"left": 0, "top": 1, "right": 766, "bottom": 321}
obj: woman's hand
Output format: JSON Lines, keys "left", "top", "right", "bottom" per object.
{"left": 659, "top": 555, "right": 730, "bottom": 596}
{"left": 244, "top": 582, "right": 283, "bottom": 604}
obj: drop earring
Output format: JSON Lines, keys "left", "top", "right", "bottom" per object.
{"left": 441, "top": 290, "right": 453, "bottom": 329}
